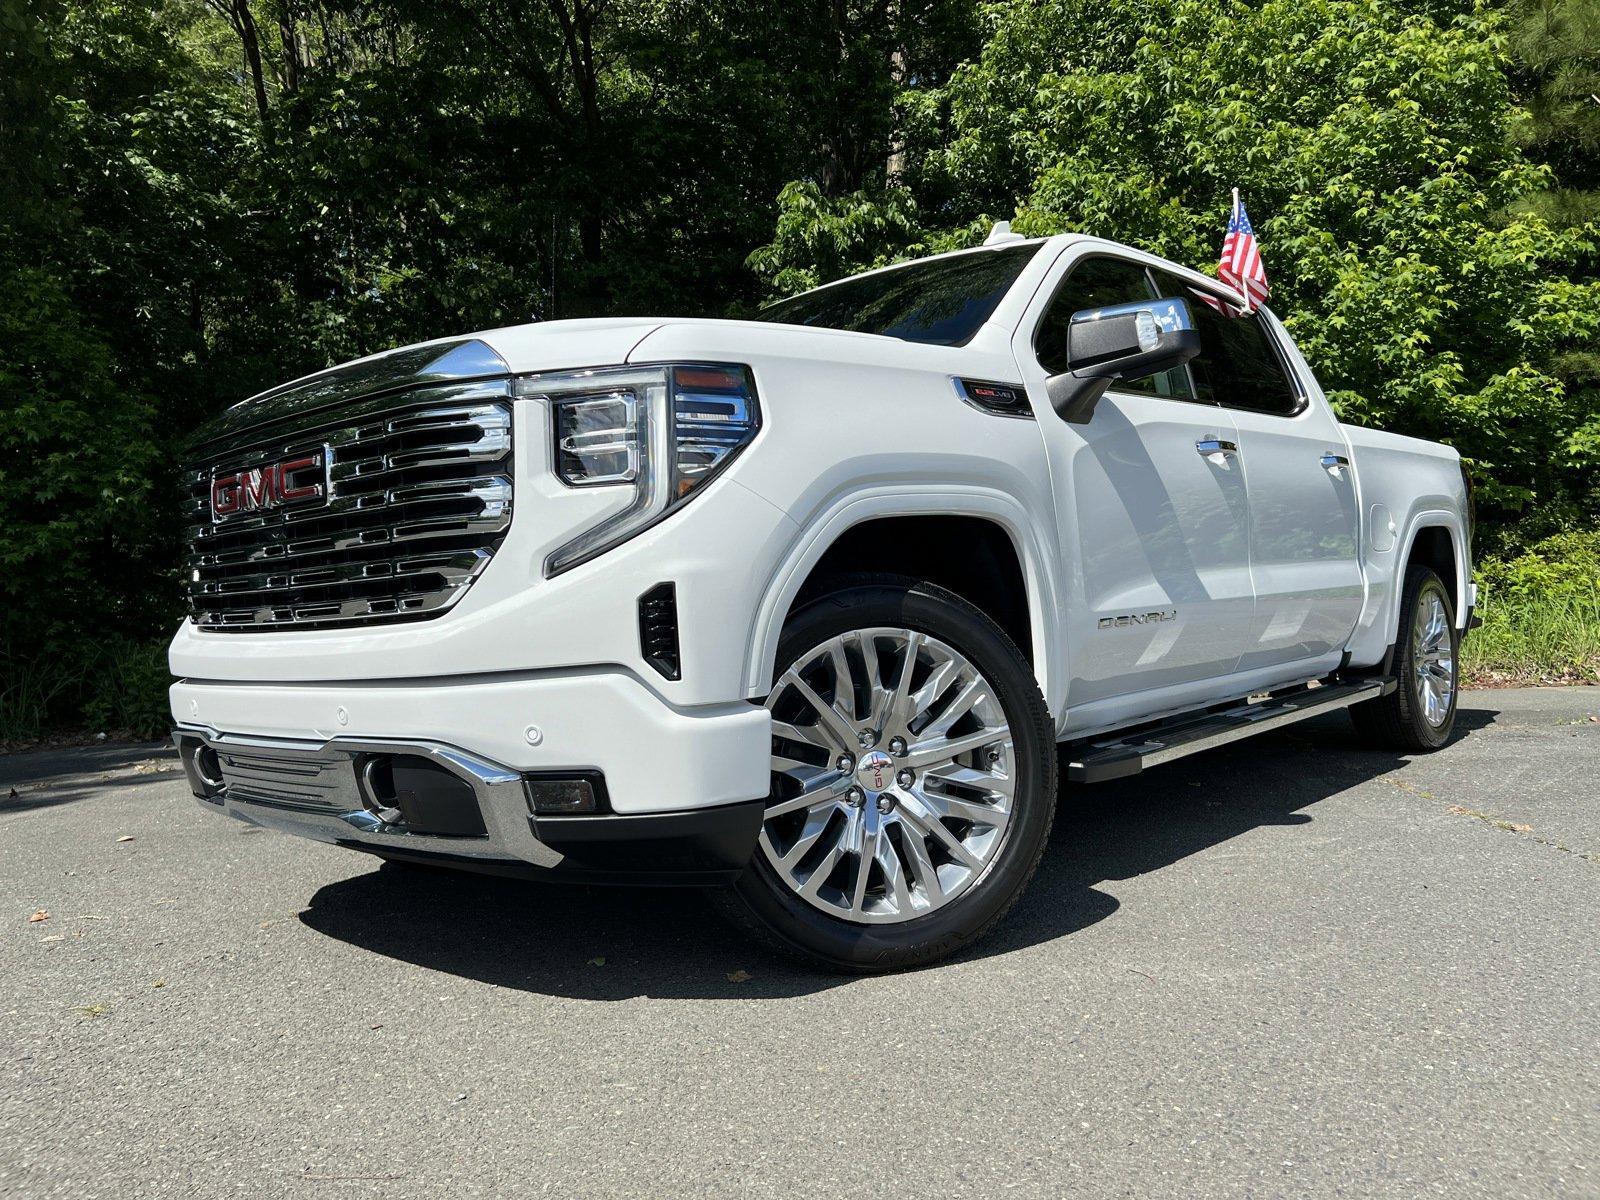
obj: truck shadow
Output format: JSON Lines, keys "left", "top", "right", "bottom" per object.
{"left": 297, "top": 708, "right": 1497, "bottom": 1001}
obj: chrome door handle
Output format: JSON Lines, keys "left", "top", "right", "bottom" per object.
{"left": 1196, "top": 438, "right": 1239, "bottom": 456}
{"left": 1320, "top": 453, "right": 1350, "bottom": 469}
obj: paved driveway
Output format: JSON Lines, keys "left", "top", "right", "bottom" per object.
{"left": 2, "top": 688, "right": 1596, "bottom": 1199}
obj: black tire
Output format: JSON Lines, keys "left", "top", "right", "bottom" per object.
{"left": 1350, "top": 565, "right": 1460, "bottom": 751}
{"left": 714, "top": 574, "right": 1057, "bottom": 973}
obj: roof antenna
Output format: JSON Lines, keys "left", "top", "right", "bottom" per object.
{"left": 984, "top": 220, "right": 1024, "bottom": 246}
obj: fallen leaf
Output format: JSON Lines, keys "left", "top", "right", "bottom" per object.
{"left": 81, "top": 1003, "right": 107, "bottom": 1018}
{"left": 726, "top": 969, "right": 752, "bottom": 983}
{"left": 27, "top": 910, "right": 49, "bottom": 924}
{"left": 116, "top": 836, "right": 135, "bottom": 843}
{"left": 587, "top": 956, "right": 606, "bottom": 967}
{"left": 369, "top": 1023, "right": 383, "bottom": 1031}
{"left": 152, "top": 980, "right": 166, "bottom": 989}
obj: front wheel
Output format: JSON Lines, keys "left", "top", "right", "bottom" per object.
{"left": 1350, "top": 565, "right": 1460, "bottom": 751}
{"left": 715, "top": 575, "right": 1056, "bottom": 973}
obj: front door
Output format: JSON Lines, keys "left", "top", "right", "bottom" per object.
{"left": 1014, "top": 250, "right": 1255, "bottom": 721}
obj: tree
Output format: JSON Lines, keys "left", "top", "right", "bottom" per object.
{"left": 752, "top": 0, "right": 1600, "bottom": 545}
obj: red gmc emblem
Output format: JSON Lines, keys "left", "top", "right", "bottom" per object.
{"left": 211, "top": 451, "right": 328, "bottom": 520}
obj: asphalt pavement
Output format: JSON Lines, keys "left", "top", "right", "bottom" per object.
{"left": 2, "top": 688, "right": 1596, "bottom": 1199}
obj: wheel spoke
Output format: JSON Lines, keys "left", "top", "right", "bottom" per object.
{"left": 903, "top": 657, "right": 961, "bottom": 730}
{"left": 764, "top": 768, "right": 846, "bottom": 818}
{"left": 875, "top": 831, "right": 914, "bottom": 913}
{"left": 918, "top": 675, "right": 986, "bottom": 741}
{"left": 885, "top": 632, "right": 923, "bottom": 729}
{"left": 898, "top": 799, "right": 985, "bottom": 871}
{"left": 904, "top": 727, "right": 1009, "bottom": 770}
{"left": 849, "top": 829, "right": 875, "bottom": 915}
{"left": 779, "top": 806, "right": 836, "bottom": 869}
{"left": 781, "top": 670, "right": 858, "bottom": 749}
{"left": 898, "top": 819, "right": 946, "bottom": 905}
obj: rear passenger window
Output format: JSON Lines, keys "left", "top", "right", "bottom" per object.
{"left": 1035, "top": 256, "right": 1197, "bottom": 402}
{"left": 1150, "top": 269, "right": 1301, "bottom": 416}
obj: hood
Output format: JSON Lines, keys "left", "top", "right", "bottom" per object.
{"left": 193, "top": 319, "right": 664, "bottom": 452}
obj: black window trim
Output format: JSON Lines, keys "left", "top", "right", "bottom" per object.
{"left": 1030, "top": 251, "right": 1221, "bottom": 412}
{"left": 1153, "top": 267, "right": 1309, "bottom": 419}
{"left": 1237, "top": 306, "right": 1311, "bottom": 420}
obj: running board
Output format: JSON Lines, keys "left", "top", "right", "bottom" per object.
{"left": 1064, "top": 678, "right": 1397, "bottom": 784}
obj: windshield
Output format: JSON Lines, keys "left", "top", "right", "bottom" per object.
{"left": 755, "top": 243, "right": 1041, "bottom": 346}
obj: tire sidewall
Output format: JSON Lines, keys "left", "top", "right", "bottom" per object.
{"left": 734, "top": 578, "right": 1055, "bottom": 971}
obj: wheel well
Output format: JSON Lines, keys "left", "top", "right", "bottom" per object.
{"left": 1407, "top": 526, "right": 1459, "bottom": 603}
{"left": 790, "top": 516, "right": 1034, "bottom": 663}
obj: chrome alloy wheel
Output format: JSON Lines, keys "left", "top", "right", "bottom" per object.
{"left": 1413, "top": 589, "right": 1456, "bottom": 728}
{"left": 761, "top": 627, "right": 1016, "bottom": 925}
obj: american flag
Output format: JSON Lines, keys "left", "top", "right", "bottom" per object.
{"left": 1216, "top": 188, "right": 1269, "bottom": 313}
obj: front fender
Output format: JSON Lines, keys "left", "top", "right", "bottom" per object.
{"left": 740, "top": 485, "right": 1067, "bottom": 728}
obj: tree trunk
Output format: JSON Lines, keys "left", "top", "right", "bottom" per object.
{"left": 278, "top": 11, "right": 299, "bottom": 95}
{"left": 234, "top": 0, "right": 271, "bottom": 128}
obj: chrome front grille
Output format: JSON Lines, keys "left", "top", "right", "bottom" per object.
{"left": 185, "top": 381, "right": 513, "bottom": 630}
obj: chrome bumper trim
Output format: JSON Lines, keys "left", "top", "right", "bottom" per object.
{"left": 172, "top": 725, "right": 563, "bottom": 868}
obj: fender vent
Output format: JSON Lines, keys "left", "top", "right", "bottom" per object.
{"left": 639, "top": 583, "right": 681, "bottom": 680}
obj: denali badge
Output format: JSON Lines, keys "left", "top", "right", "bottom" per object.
{"left": 211, "top": 450, "right": 329, "bottom": 520}
{"left": 1098, "top": 609, "right": 1177, "bottom": 629}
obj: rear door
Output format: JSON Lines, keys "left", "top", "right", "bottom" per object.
{"left": 1014, "top": 250, "right": 1254, "bottom": 714}
{"left": 1151, "top": 269, "right": 1362, "bottom": 673}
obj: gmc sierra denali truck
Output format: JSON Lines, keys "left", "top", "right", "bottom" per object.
{"left": 171, "top": 231, "right": 1474, "bottom": 971}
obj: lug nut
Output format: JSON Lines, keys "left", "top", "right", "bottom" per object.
{"left": 876, "top": 794, "right": 896, "bottom": 814}
{"left": 845, "top": 786, "right": 865, "bottom": 807}
{"left": 857, "top": 730, "right": 877, "bottom": 749}
{"left": 888, "top": 736, "right": 907, "bottom": 756}
{"left": 836, "top": 754, "right": 855, "bottom": 773}
{"left": 896, "top": 768, "right": 914, "bottom": 788}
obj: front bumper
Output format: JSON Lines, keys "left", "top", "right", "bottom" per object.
{"left": 169, "top": 669, "right": 772, "bottom": 883}
{"left": 173, "top": 727, "right": 765, "bottom": 884}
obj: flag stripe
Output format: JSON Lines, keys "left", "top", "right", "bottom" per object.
{"left": 1216, "top": 194, "right": 1269, "bottom": 314}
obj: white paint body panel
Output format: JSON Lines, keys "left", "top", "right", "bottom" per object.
{"left": 170, "top": 234, "right": 1469, "bottom": 813}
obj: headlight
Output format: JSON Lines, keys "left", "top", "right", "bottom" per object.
{"left": 517, "top": 363, "right": 760, "bottom": 576}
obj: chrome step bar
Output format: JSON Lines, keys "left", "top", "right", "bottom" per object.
{"left": 1065, "top": 677, "right": 1396, "bottom": 784}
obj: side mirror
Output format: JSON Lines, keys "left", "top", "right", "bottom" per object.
{"left": 1045, "top": 297, "right": 1201, "bottom": 424}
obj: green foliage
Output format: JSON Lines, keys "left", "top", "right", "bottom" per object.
{"left": 752, "top": 0, "right": 1600, "bottom": 549}
{"left": 1, "top": 0, "right": 1597, "bottom": 738}
{"left": 1465, "top": 531, "right": 1600, "bottom": 682}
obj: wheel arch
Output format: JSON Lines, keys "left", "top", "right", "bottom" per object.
{"left": 743, "top": 488, "right": 1064, "bottom": 720}
{"left": 1389, "top": 513, "right": 1469, "bottom": 643}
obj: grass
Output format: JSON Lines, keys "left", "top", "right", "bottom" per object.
{"left": 1463, "top": 531, "right": 1600, "bottom": 688}
{"left": 1462, "top": 584, "right": 1600, "bottom": 686}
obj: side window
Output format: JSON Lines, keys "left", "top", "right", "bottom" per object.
{"left": 1150, "top": 269, "right": 1300, "bottom": 415}
{"left": 1035, "top": 256, "right": 1195, "bottom": 400}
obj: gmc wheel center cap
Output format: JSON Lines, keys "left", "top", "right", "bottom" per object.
{"left": 856, "top": 750, "right": 894, "bottom": 793}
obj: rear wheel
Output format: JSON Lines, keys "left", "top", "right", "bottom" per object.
{"left": 1350, "top": 565, "right": 1459, "bottom": 751}
{"left": 716, "top": 575, "right": 1056, "bottom": 973}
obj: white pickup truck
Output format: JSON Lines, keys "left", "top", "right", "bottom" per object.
{"left": 171, "top": 231, "right": 1475, "bottom": 971}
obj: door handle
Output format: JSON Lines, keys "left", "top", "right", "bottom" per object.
{"left": 1320, "top": 452, "right": 1350, "bottom": 469}
{"left": 1196, "top": 438, "right": 1239, "bottom": 456}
